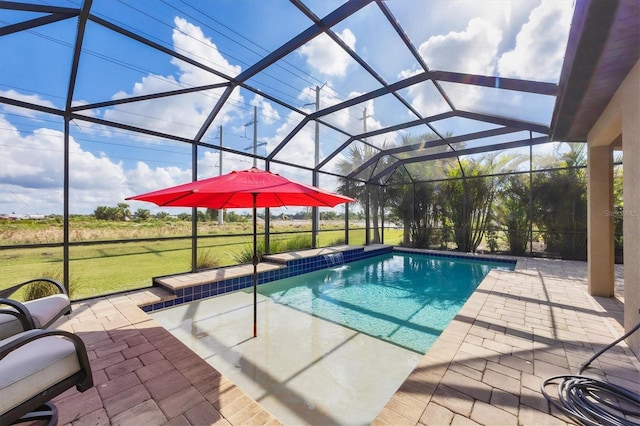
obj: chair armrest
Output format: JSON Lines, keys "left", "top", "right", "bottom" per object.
{"left": 0, "top": 278, "right": 68, "bottom": 299}
{"left": 0, "top": 329, "right": 93, "bottom": 391}
{"left": 1, "top": 329, "right": 83, "bottom": 359}
{"left": 0, "top": 298, "right": 36, "bottom": 331}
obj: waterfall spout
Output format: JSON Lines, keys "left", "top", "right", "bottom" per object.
{"left": 323, "top": 252, "right": 344, "bottom": 267}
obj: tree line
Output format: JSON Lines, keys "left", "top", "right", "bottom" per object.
{"left": 93, "top": 205, "right": 248, "bottom": 223}
{"left": 92, "top": 206, "right": 354, "bottom": 223}
{"left": 337, "top": 135, "right": 623, "bottom": 261}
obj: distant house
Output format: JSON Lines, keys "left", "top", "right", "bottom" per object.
{"left": 0, "top": 213, "right": 46, "bottom": 220}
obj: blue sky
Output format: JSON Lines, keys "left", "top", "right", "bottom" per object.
{"left": 0, "top": 0, "right": 575, "bottom": 215}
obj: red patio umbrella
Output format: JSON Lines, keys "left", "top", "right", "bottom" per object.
{"left": 126, "top": 167, "right": 355, "bottom": 337}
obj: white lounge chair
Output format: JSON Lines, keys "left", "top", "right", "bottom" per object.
{"left": 0, "top": 328, "right": 93, "bottom": 425}
{"left": 0, "top": 278, "right": 71, "bottom": 340}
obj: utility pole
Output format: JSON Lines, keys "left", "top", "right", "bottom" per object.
{"left": 312, "top": 85, "right": 321, "bottom": 248}
{"left": 244, "top": 106, "right": 266, "bottom": 168}
{"left": 252, "top": 105, "right": 258, "bottom": 168}
{"left": 244, "top": 106, "right": 268, "bottom": 251}
{"left": 218, "top": 125, "right": 224, "bottom": 225}
{"left": 360, "top": 106, "right": 372, "bottom": 244}
{"left": 362, "top": 107, "right": 368, "bottom": 136}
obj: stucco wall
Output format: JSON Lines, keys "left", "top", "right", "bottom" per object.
{"left": 621, "top": 61, "right": 640, "bottom": 357}
{"left": 587, "top": 59, "right": 640, "bottom": 358}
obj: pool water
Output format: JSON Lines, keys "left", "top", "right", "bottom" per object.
{"left": 150, "top": 250, "right": 514, "bottom": 425}
{"left": 259, "top": 252, "right": 513, "bottom": 353}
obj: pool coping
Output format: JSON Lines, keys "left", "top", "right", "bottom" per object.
{"left": 138, "top": 244, "right": 518, "bottom": 313}
{"left": 146, "top": 245, "right": 517, "bottom": 314}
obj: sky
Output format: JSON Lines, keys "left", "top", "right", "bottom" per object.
{"left": 0, "top": 0, "right": 575, "bottom": 216}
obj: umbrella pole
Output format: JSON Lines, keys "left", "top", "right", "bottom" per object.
{"left": 252, "top": 193, "right": 258, "bottom": 338}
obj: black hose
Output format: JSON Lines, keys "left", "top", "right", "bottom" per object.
{"left": 541, "top": 320, "right": 640, "bottom": 426}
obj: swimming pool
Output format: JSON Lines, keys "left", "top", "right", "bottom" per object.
{"left": 259, "top": 252, "right": 514, "bottom": 353}
{"left": 151, "top": 250, "right": 514, "bottom": 425}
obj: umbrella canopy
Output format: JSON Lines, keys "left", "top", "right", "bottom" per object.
{"left": 126, "top": 167, "right": 354, "bottom": 209}
{"left": 126, "top": 167, "right": 355, "bottom": 337}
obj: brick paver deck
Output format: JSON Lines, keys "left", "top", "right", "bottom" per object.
{"left": 50, "top": 256, "right": 639, "bottom": 425}
{"left": 374, "top": 258, "right": 639, "bottom": 425}
{"left": 52, "top": 292, "right": 282, "bottom": 425}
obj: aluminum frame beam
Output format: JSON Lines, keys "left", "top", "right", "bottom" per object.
{"left": 369, "top": 136, "right": 549, "bottom": 181}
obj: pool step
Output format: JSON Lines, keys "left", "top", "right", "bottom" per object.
{"left": 145, "top": 244, "right": 394, "bottom": 312}
{"left": 155, "top": 262, "right": 285, "bottom": 290}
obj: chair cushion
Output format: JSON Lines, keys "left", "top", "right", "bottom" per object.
{"left": 0, "top": 332, "right": 81, "bottom": 415}
{"left": 24, "top": 295, "right": 70, "bottom": 328}
{"left": 0, "top": 295, "right": 70, "bottom": 340}
{"left": 0, "top": 315, "right": 23, "bottom": 341}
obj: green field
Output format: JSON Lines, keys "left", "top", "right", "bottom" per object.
{"left": 1, "top": 219, "right": 402, "bottom": 300}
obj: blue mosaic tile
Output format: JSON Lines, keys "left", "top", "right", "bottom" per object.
{"left": 392, "top": 248, "right": 516, "bottom": 266}
{"left": 141, "top": 305, "right": 152, "bottom": 312}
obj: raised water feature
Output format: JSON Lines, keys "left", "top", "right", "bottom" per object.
{"left": 322, "top": 251, "right": 344, "bottom": 267}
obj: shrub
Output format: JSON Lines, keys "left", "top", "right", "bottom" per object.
{"left": 282, "top": 235, "right": 312, "bottom": 251}
{"left": 232, "top": 237, "right": 295, "bottom": 264}
{"left": 191, "top": 248, "right": 220, "bottom": 270}
{"left": 24, "top": 268, "right": 75, "bottom": 301}
{"left": 329, "top": 237, "right": 346, "bottom": 246}
{"left": 232, "top": 239, "right": 265, "bottom": 264}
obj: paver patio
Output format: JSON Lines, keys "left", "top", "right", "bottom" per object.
{"left": 50, "top": 255, "right": 639, "bottom": 425}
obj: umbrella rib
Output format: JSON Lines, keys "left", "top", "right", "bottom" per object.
{"left": 273, "top": 193, "right": 287, "bottom": 207}
{"left": 158, "top": 191, "right": 197, "bottom": 206}
{"left": 304, "top": 191, "right": 338, "bottom": 207}
{"left": 214, "top": 192, "right": 237, "bottom": 209}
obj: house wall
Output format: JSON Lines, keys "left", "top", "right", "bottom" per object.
{"left": 588, "top": 60, "right": 640, "bottom": 357}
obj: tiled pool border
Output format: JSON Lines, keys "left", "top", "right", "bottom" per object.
{"left": 142, "top": 246, "right": 516, "bottom": 313}
{"left": 393, "top": 247, "right": 518, "bottom": 266}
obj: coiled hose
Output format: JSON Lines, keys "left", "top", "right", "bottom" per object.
{"left": 541, "top": 320, "right": 640, "bottom": 426}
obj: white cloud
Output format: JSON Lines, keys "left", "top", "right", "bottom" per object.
{"left": 171, "top": 17, "right": 242, "bottom": 78}
{"left": 0, "top": 113, "right": 247, "bottom": 214}
{"left": 498, "top": 1, "right": 574, "bottom": 81}
{"left": 0, "top": 114, "right": 133, "bottom": 214}
{"left": 400, "top": 18, "right": 502, "bottom": 118}
{"left": 102, "top": 17, "right": 245, "bottom": 139}
{"left": 269, "top": 111, "right": 316, "bottom": 169}
{"left": 124, "top": 161, "right": 191, "bottom": 196}
{"left": 0, "top": 90, "right": 57, "bottom": 118}
{"left": 299, "top": 29, "right": 356, "bottom": 77}
{"left": 250, "top": 94, "right": 280, "bottom": 126}
{"left": 418, "top": 17, "right": 502, "bottom": 75}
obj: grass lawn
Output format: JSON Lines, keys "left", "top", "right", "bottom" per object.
{"left": 1, "top": 219, "right": 403, "bottom": 300}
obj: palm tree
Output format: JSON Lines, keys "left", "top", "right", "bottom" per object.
{"left": 336, "top": 142, "right": 388, "bottom": 243}
{"left": 386, "top": 133, "right": 451, "bottom": 248}
{"left": 115, "top": 203, "right": 131, "bottom": 221}
{"left": 440, "top": 153, "right": 518, "bottom": 253}
{"left": 532, "top": 143, "right": 587, "bottom": 259}
{"left": 495, "top": 175, "right": 531, "bottom": 255}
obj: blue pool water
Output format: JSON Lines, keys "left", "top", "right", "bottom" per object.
{"left": 258, "top": 252, "right": 514, "bottom": 353}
